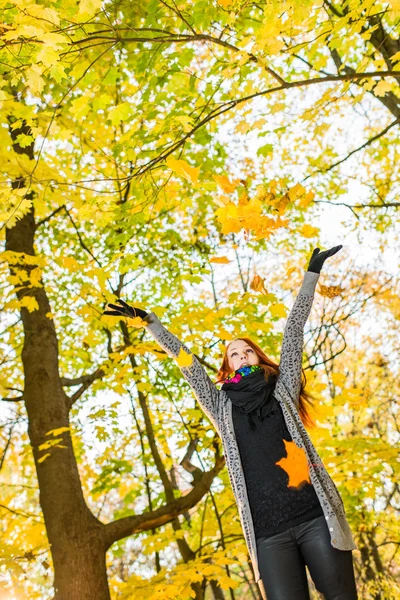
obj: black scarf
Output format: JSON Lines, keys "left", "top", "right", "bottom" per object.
{"left": 221, "top": 368, "right": 278, "bottom": 431}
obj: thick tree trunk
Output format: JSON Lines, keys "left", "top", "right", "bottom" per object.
{"left": 6, "top": 122, "right": 111, "bottom": 600}
{"left": 51, "top": 532, "right": 111, "bottom": 599}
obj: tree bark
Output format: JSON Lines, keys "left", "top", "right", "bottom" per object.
{"left": 6, "top": 122, "right": 112, "bottom": 600}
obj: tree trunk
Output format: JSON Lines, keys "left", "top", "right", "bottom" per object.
{"left": 6, "top": 121, "right": 111, "bottom": 600}
{"left": 51, "top": 531, "right": 111, "bottom": 599}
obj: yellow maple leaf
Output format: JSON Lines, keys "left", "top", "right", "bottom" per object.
{"left": 26, "top": 65, "right": 45, "bottom": 94}
{"left": 78, "top": 0, "right": 102, "bottom": 18}
{"left": 176, "top": 347, "right": 193, "bottom": 368}
{"left": 269, "top": 303, "right": 288, "bottom": 318}
{"left": 20, "top": 296, "right": 39, "bottom": 313}
{"left": 165, "top": 158, "right": 200, "bottom": 183}
{"left": 373, "top": 79, "right": 393, "bottom": 97}
{"left": 212, "top": 174, "right": 240, "bottom": 193}
{"left": 300, "top": 224, "right": 320, "bottom": 238}
{"left": 276, "top": 440, "right": 311, "bottom": 488}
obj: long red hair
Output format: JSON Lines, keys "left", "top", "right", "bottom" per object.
{"left": 214, "top": 337, "right": 318, "bottom": 429}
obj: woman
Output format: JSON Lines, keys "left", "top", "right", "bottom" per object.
{"left": 104, "top": 246, "right": 358, "bottom": 600}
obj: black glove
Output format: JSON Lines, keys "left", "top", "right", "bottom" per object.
{"left": 104, "top": 299, "right": 149, "bottom": 320}
{"left": 307, "top": 245, "right": 343, "bottom": 274}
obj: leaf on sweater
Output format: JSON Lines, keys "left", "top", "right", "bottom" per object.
{"left": 276, "top": 441, "right": 311, "bottom": 488}
{"left": 176, "top": 347, "right": 193, "bottom": 368}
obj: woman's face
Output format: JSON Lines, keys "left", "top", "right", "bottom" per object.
{"left": 227, "top": 339, "right": 260, "bottom": 372}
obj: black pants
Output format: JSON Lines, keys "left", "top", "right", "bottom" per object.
{"left": 256, "top": 515, "right": 358, "bottom": 600}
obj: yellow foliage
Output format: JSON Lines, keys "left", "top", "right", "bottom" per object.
{"left": 166, "top": 158, "right": 200, "bottom": 183}
{"left": 212, "top": 174, "right": 240, "bottom": 193}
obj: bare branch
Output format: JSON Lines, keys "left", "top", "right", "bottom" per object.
{"left": 303, "top": 117, "right": 400, "bottom": 180}
{"left": 180, "top": 437, "right": 204, "bottom": 483}
{"left": 35, "top": 204, "right": 66, "bottom": 229}
{"left": 63, "top": 368, "right": 105, "bottom": 410}
{"left": 103, "top": 452, "right": 225, "bottom": 548}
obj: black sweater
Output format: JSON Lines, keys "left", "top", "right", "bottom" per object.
{"left": 232, "top": 395, "right": 324, "bottom": 540}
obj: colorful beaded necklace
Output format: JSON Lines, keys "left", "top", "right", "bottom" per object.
{"left": 223, "top": 364, "right": 264, "bottom": 384}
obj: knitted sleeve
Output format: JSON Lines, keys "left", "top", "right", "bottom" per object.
{"left": 275, "top": 271, "right": 320, "bottom": 408}
{"left": 142, "top": 312, "right": 221, "bottom": 432}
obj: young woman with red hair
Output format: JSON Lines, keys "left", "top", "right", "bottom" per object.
{"left": 105, "top": 246, "right": 358, "bottom": 600}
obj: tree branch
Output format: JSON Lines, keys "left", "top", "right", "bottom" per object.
{"left": 103, "top": 452, "right": 225, "bottom": 548}
{"left": 35, "top": 204, "right": 66, "bottom": 229}
{"left": 121, "top": 69, "right": 400, "bottom": 182}
{"left": 63, "top": 368, "right": 105, "bottom": 410}
{"left": 303, "top": 116, "right": 400, "bottom": 180}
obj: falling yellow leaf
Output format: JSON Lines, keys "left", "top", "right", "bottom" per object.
{"left": 276, "top": 440, "right": 311, "bottom": 488}
{"left": 213, "top": 174, "right": 240, "bottom": 193}
{"left": 286, "top": 266, "right": 297, "bottom": 278}
{"left": 250, "top": 274, "right": 268, "bottom": 294}
{"left": 165, "top": 158, "right": 200, "bottom": 183}
{"left": 176, "top": 347, "right": 194, "bottom": 368}
{"left": 210, "top": 256, "right": 231, "bottom": 264}
{"left": 269, "top": 303, "right": 288, "bottom": 318}
{"left": 300, "top": 224, "right": 319, "bottom": 238}
{"left": 318, "top": 284, "right": 345, "bottom": 298}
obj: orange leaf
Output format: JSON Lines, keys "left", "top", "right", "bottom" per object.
{"left": 276, "top": 440, "right": 312, "bottom": 489}
{"left": 210, "top": 256, "right": 231, "bottom": 264}
{"left": 249, "top": 274, "right": 268, "bottom": 294}
{"left": 165, "top": 158, "right": 200, "bottom": 183}
{"left": 213, "top": 174, "right": 240, "bottom": 193}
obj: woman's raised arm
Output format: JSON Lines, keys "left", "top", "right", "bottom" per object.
{"left": 104, "top": 301, "right": 221, "bottom": 433}
{"left": 275, "top": 245, "right": 343, "bottom": 408}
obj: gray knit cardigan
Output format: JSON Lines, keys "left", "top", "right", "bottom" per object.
{"left": 143, "top": 270, "right": 357, "bottom": 599}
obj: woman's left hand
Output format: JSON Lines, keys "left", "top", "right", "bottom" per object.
{"left": 307, "top": 245, "right": 343, "bottom": 274}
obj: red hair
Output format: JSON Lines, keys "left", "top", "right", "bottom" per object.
{"left": 214, "top": 337, "right": 318, "bottom": 430}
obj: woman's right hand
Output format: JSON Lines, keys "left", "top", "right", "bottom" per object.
{"left": 103, "top": 299, "right": 148, "bottom": 320}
